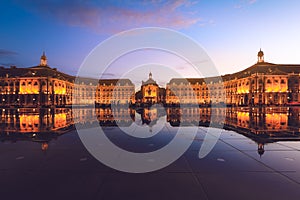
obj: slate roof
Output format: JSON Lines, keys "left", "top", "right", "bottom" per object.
{"left": 0, "top": 65, "right": 74, "bottom": 81}
{"left": 142, "top": 78, "right": 158, "bottom": 86}
{"left": 98, "top": 79, "right": 134, "bottom": 86}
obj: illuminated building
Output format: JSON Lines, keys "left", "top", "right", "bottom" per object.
{"left": 96, "top": 79, "right": 135, "bottom": 106}
{"left": 0, "top": 52, "right": 91, "bottom": 107}
{"left": 0, "top": 50, "right": 299, "bottom": 107}
{"left": 138, "top": 72, "right": 165, "bottom": 104}
{"left": 0, "top": 52, "right": 134, "bottom": 107}
{"left": 166, "top": 50, "right": 300, "bottom": 106}
{"left": 140, "top": 72, "right": 159, "bottom": 104}
{"left": 166, "top": 78, "right": 225, "bottom": 105}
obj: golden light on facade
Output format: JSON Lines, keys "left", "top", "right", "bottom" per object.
{"left": 20, "top": 85, "right": 39, "bottom": 94}
{"left": 0, "top": 50, "right": 299, "bottom": 107}
{"left": 54, "top": 113, "right": 67, "bottom": 128}
{"left": 20, "top": 115, "right": 39, "bottom": 132}
{"left": 265, "top": 113, "right": 288, "bottom": 130}
{"left": 54, "top": 87, "right": 66, "bottom": 95}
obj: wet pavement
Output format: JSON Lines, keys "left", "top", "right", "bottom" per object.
{"left": 1, "top": 125, "right": 300, "bottom": 200}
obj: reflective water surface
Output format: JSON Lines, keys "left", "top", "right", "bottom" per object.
{"left": 1, "top": 106, "right": 300, "bottom": 199}
{"left": 1, "top": 106, "right": 299, "bottom": 147}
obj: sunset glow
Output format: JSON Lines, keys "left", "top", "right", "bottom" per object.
{"left": 1, "top": 1, "right": 300, "bottom": 77}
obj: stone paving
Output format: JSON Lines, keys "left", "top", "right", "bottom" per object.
{"left": 1, "top": 127, "right": 300, "bottom": 200}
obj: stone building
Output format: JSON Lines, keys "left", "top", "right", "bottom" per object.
{"left": 1, "top": 50, "right": 299, "bottom": 107}
{"left": 0, "top": 52, "right": 77, "bottom": 107}
{"left": 96, "top": 79, "right": 135, "bottom": 106}
{"left": 0, "top": 52, "right": 135, "bottom": 107}
{"left": 165, "top": 50, "right": 300, "bottom": 106}
{"left": 139, "top": 72, "right": 165, "bottom": 104}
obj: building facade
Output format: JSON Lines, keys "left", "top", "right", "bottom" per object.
{"left": 96, "top": 79, "right": 135, "bottom": 106}
{"left": 1, "top": 50, "right": 299, "bottom": 107}
{"left": 140, "top": 72, "right": 160, "bottom": 104}
{"left": 0, "top": 53, "right": 135, "bottom": 107}
{"left": 0, "top": 54, "right": 75, "bottom": 107}
{"left": 136, "top": 72, "right": 165, "bottom": 105}
{"left": 166, "top": 50, "right": 300, "bottom": 106}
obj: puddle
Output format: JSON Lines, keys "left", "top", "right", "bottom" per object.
{"left": 16, "top": 156, "right": 24, "bottom": 160}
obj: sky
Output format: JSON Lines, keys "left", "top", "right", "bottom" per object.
{"left": 1, "top": 0, "right": 300, "bottom": 85}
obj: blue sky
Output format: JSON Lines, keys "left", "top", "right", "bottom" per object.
{"left": 1, "top": 0, "right": 300, "bottom": 80}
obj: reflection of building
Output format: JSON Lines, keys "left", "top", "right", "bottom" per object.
{"left": 257, "top": 143, "right": 265, "bottom": 157}
{"left": 141, "top": 107, "right": 158, "bottom": 125}
{"left": 166, "top": 107, "right": 299, "bottom": 135}
{"left": 165, "top": 106, "right": 299, "bottom": 156}
{"left": 0, "top": 108, "right": 72, "bottom": 133}
{"left": 0, "top": 107, "right": 136, "bottom": 135}
{"left": 96, "top": 108, "right": 135, "bottom": 126}
{"left": 166, "top": 107, "right": 224, "bottom": 126}
{"left": 0, "top": 108, "right": 73, "bottom": 151}
{"left": 225, "top": 107, "right": 290, "bottom": 133}
{"left": 1, "top": 106, "right": 299, "bottom": 153}
{"left": 166, "top": 50, "right": 300, "bottom": 106}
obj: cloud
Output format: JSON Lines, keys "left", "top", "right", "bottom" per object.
{"left": 16, "top": 0, "right": 201, "bottom": 34}
{"left": 100, "top": 73, "right": 116, "bottom": 78}
{"left": 234, "top": 0, "right": 258, "bottom": 9}
{"left": 0, "top": 62, "right": 16, "bottom": 67}
{"left": 0, "top": 49, "right": 18, "bottom": 67}
{"left": 0, "top": 49, "right": 18, "bottom": 56}
{"left": 248, "top": 0, "right": 257, "bottom": 4}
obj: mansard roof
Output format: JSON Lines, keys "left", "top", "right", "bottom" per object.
{"left": 0, "top": 65, "right": 135, "bottom": 86}
{"left": 168, "top": 78, "right": 222, "bottom": 85}
{"left": 0, "top": 65, "right": 74, "bottom": 82}
{"left": 98, "top": 79, "right": 134, "bottom": 86}
{"left": 142, "top": 77, "right": 158, "bottom": 86}
{"left": 222, "top": 62, "right": 300, "bottom": 80}
{"left": 168, "top": 62, "right": 300, "bottom": 85}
